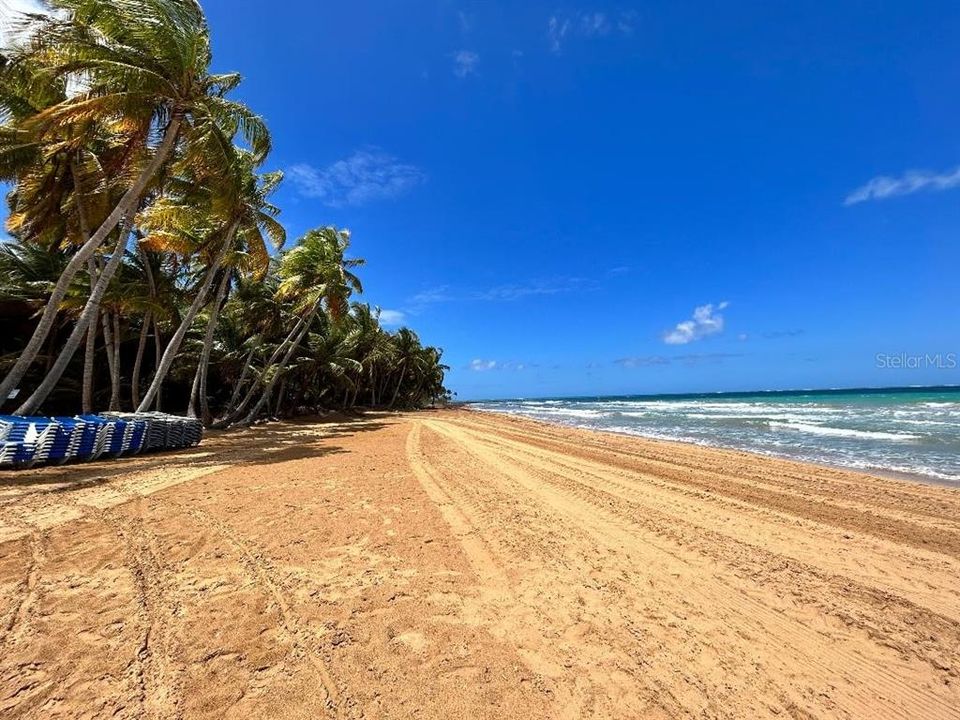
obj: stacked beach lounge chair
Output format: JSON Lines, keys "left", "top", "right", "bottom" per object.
{"left": 0, "top": 412, "right": 203, "bottom": 470}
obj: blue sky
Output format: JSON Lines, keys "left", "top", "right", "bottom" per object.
{"left": 10, "top": 1, "right": 960, "bottom": 400}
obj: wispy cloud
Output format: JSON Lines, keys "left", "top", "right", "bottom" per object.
{"left": 409, "top": 277, "right": 590, "bottom": 310}
{"left": 761, "top": 329, "right": 804, "bottom": 340}
{"left": 457, "top": 10, "right": 474, "bottom": 33}
{"left": 466, "top": 359, "right": 530, "bottom": 372}
{"left": 663, "top": 302, "right": 729, "bottom": 345}
{"left": 475, "top": 277, "right": 589, "bottom": 301}
{"left": 548, "top": 16, "right": 571, "bottom": 53}
{"left": 288, "top": 148, "right": 425, "bottom": 206}
{"left": 409, "top": 286, "right": 454, "bottom": 308}
{"left": 616, "top": 352, "right": 742, "bottom": 368}
{"left": 452, "top": 50, "right": 479, "bottom": 78}
{"left": 378, "top": 309, "right": 406, "bottom": 327}
{"left": 548, "top": 11, "right": 636, "bottom": 53}
{"left": 845, "top": 166, "right": 960, "bottom": 205}
{"left": 468, "top": 359, "right": 498, "bottom": 371}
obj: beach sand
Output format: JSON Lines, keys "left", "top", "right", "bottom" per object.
{"left": 1, "top": 408, "right": 958, "bottom": 719}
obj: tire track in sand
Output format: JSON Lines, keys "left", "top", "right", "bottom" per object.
{"left": 105, "top": 498, "right": 186, "bottom": 720}
{"left": 453, "top": 413, "right": 960, "bottom": 540}
{"left": 0, "top": 528, "right": 46, "bottom": 647}
{"left": 406, "top": 422, "right": 673, "bottom": 719}
{"left": 423, "top": 418, "right": 960, "bottom": 720}
{"left": 171, "top": 502, "right": 342, "bottom": 716}
{"left": 446, "top": 419, "right": 960, "bottom": 641}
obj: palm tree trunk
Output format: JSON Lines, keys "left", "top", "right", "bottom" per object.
{"left": 197, "top": 270, "right": 230, "bottom": 424}
{"left": 237, "top": 307, "right": 316, "bottom": 426}
{"left": 131, "top": 310, "right": 151, "bottom": 410}
{"left": 81, "top": 258, "right": 102, "bottom": 414}
{"left": 411, "top": 377, "right": 426, "bottom": 408}
{"left": 140, "top": 245, "right": 163, "bottom": 411}
{"left": 43, "top": 327, "right": 57, "bottom": 374}
{"left": 389, "top": 361, "right": 407, "bottom": 408}
{"left": 187, "top": 356, "right": 202, "bottom": 418}
{"left": 102, "top": 311, "right": 119, "bottom": 411}
{"left": 214, "top": 316, "right": 307, "bottom": 426}
{"left": 0, "top": 114, "right": 183, "bottom": 406}
{"left": 15, "top": 220, "right": 133, "bottom": 414}
{"left": 274, "top": 377, "right": 286, "bottom": 417}
{"left": 81, "top": 315, "right": 97, "bottom": 414}
{"left": 137, "top": 223, "right": 237, "bottom": 412}
{"left": 112, "top": 313, "right": 122, "bottom": 410}
{"left": 227, "top": 346, "right": 255, "bottom": 409}
{"left": 152, "top": 315, "right": 163, "bottom": 411}
{"left": 79, "top": 170, "right": 98, "bottom": 415}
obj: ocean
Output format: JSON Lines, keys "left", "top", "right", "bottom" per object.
{"left": 470, "top": 386, "right": 960, "bottom": 485}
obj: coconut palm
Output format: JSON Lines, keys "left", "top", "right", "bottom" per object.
{"left": 0, "top": 1, "right": 450, "bottom": 420}
{"left": 231, "top": 227, "right": 363, "bottom": 426}
{"left": 0, "top": 0, "right": 269, "bottom": 408}
{"left": 134, "top": 152, "right": 281, "bottom": 413}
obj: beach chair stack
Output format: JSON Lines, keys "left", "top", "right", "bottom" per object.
{"left": 0, "top": 411, "right": 203, "bottom": 470}
{"left": 0, "top": 416, "right": 58, "bottom": 468}
{"left": 47, "top": 417, "right": 86, "bottom": 464}
{"left": 129, "top": 412, "right": 204, "bottom": 452}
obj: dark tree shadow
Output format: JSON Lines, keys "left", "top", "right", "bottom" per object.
{"left": 0, "top": 412, "right": 396, "bottom": 495}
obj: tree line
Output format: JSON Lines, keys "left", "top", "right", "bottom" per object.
{"left": 0, "top": 0, "right": 450, "bottom": 425}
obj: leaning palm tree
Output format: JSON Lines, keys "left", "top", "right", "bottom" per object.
{"left": 186, "top": 164, "right": 284, "bottom": 422}
{"left": 230, "top": 227, "right": 363, "bottom": 426}
{"left": 136, "top": 155, "right": 282, "bottom": 413}
{"left": 1, "top": 0, "right": 270, "bottom": 411}
{"left": 387, "top": 327, "right": 424, "bottom": 408}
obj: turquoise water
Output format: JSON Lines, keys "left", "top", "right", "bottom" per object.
{"left": 471, "top": 386, "right": 960, "bottom": 484}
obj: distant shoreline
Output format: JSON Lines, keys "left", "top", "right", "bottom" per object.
{"left": 467, "top": 387, "right": 960, "bottom": 486}
{"left": 467, "top": 406, "right": 959, "bottom": 489}
{"left": 464, "top": 383, "right": 960, "bottom": 405}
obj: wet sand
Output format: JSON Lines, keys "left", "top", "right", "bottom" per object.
{"left": 1, "top": 409, "right": 958, "bottom": 719}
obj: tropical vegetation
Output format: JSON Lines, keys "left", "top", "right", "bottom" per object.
{"left": 0, "top": 0, "right": 449, "bottom": 425}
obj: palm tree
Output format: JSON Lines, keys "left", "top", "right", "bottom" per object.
{"left": 0, "top": 0, "right": 269, "bottom": 408}
{"left": 232, "top": 227, "right": 363, "bottom": 426}
{"left": 387, "top": 327, "right": 424, "bottom": 408}
{"left": 136, "top": 155, "right": 282, "bottom": 413}
{"left": 0, "top": 2, "right": 451, "bottom": 420}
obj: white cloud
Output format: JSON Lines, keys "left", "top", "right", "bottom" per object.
{"left": 616, "top": 352, "right": 741, "bottom": 367}
{"left": 378, "top": 309, "right": 406, "bottom": 327}
{"left": 548, "top": 11, "right": 635, "bottom": 53}
{"left": 465, "top": 359, "right": 530, "bottom": 372}
{"left": 408, "top": 278, "right": 590, "bottom": 308}
{"left": 548, "top": 16, "right": 571, "bottom": 52}
{"left": 845, "top": 166, "right": 960, "bottom": 205}
{"left": 663, "top": 301, "right": 729, "bottom": 345}
{"left": 408, "top": 285, "right": 453, "bottom": 309}
{"left": 617, "top": 11, "right": 638, "bottom": 34}
{"left": 469, "top": 359, "right": 498, "bottom": 371}
{"left": 452, "top": 50, "right": 479, "bottom": 78}
{"left": 580, "top": 12, "right": 611, "bottom": 36}
{"left": 476, "top": 277, "right": 588, "bottom": 301}
{"left": 287, "top": 149, "right": 424, "bottom": 207}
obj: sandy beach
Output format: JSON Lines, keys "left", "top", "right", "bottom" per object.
{"left": 1, "top": 408, "right": 958, "bottom": 719}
